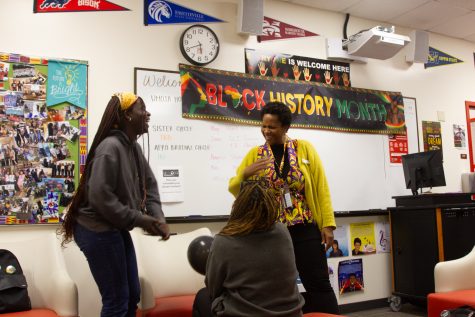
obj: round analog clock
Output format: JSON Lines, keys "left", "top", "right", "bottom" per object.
{"left": 180, "top": 24, "right": 220, "bottom": 66}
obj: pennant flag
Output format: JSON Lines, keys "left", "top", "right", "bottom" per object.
{"left": 258, "top": 16, "right": 319, "bottom": 42}
{"left": 144, "top": 0, "right": 224, "bottom": 25}
{"left": 34, "top": 0, "right": 129, "bottom": 13}
{"left": 47, "top": 60, "right": 88, "bottom": 108}
{"left": 425, "top": 47, "right": 463, "bottom": 68}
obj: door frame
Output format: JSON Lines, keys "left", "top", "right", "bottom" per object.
{"left": 465, "top": 101, "right": 475, "bottom": 172}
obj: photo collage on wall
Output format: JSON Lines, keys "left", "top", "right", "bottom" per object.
{"left": 0, "top": 53, "right": 87, "bottom": 224}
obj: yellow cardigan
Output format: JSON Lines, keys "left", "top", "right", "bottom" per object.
{"left": 228, "top": 139, "right": 336, "bottom": 230}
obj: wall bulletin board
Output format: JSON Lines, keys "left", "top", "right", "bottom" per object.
{"left": 135, "top": 67, "right": 419, "bottom": 220}
{"left": 0, "top": 52, "right": 87, "bottom": 225}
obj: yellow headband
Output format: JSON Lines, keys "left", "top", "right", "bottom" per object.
{"left": 114, "top": 92, "right": 138, "bottom": 111}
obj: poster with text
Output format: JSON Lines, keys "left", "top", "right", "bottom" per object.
{"left": 389, "top": 134, "right": 408, "bottom": 164}
{"left": 349, "top": 222, "right": 376, "bottom": 255}
{"left": 326, "top": 225, "right": 349, "bottom": 258}
{"left": 422, "top": 121, "right": 442, "bottom": 152}
{"left": 453, "top": 124, "right": 466, "bottom": 148}
{"left": 338, "top": 259, "right": 364, "bottom": 295}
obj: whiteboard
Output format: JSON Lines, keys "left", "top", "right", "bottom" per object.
{"left": 134, "top": 68, "right": 418, "bottom": 218}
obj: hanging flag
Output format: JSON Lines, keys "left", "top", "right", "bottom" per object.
{"left": 257, "top": 16, "right": 319, "bottom": 42}
{"left": 34, "top": 0, "right": 129, "bottom": 13}
{"left": 47, "top": 60, "right": 88, "bottom": 108}
{"left": 144, "top": 0, "right": 224, "bottom": 25}
{"left": 424, "top": 47, "right": 463, "bottom": 68}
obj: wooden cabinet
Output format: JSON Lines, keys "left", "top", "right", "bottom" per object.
{"left": 388, "top": 193, "right": 475, "bottom": 306}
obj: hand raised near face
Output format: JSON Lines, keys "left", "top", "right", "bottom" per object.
{"left": 292, "top": 65, "right": 301, "bottom": 80}
{"left": 303, "top": 68, "right": 312, "bottom": 81}
{"left": 258, "top": 62, "right": 268, "bottom": 76}
{"left": 324, "top": 70, "right": 333, "bottom": 84}
{"left": 242, "top": 157, "right": 273, "bottom": 179}
{"left": 271, "top": 57, "right": 280, "bottom": 77}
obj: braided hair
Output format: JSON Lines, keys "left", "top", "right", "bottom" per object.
{"left": 220, "top": 182, "right": 278, "bottom": 236}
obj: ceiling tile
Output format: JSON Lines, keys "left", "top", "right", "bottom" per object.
{"left": 389, "top": 1, "right": 471, "bottom": 30}
{"left": 344, "top": 0, "right": 431, "bottom": 22}
{"left": 435, "top": 0, "right": 475, "bottom": 11}
{"left": 290, "top": 0, "right": 362, "bottom": 12}
{"left": 464, "top": 33, "right": 475, "bottom": 42}
{"left": 430, "top": 12, "right": 475, "bottom": 38}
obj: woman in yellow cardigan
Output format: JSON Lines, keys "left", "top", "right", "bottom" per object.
{"left": 229, "top": 101, "right": 339, "bottom": 314}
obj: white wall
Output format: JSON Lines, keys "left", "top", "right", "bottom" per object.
{"left": 1, "top": 0, "right": 475, "bottom": 316}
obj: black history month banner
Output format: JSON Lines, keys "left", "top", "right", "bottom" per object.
{"left": 180, "top": 64, "right": 406, "bottom": 135}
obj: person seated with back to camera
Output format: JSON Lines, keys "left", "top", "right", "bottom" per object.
{"left": 192, "top": 180, "right": 304, "bottom": 317}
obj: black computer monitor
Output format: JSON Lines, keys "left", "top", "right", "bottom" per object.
{"left": 402, "top": 150, "right": 446, "bottom": 195}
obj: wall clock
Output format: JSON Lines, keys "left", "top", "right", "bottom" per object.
{"left": 180, "top": 24, "right": 219, "bottom": 66}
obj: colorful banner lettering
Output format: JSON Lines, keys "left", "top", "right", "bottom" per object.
{"left": 34, "top": 0, "right": 129, "bottom": 13}
{"left": 180, "top": 64, "right": 405, "bottom": 135}
{"left": 47, "top": 60, "right": 87, "bottom": 108}
{"left": 258, "top": 16, "right": 318, "bottom": 42}
{"left": 425, "top": 47, "right": 463, "bottom": 68}
{"left": 144, "top": 0, "right": 224, "bottom": 25}
{"left": 245, "top": 48, "right": 351, "bottom": 87}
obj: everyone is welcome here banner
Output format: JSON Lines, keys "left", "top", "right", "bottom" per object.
{"left": 180, "top": 64, "right": 406, "bottom": 135}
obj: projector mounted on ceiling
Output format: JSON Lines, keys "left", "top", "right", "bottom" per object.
{"left": 343, "top": 26, "right": 411, "bottom": 60}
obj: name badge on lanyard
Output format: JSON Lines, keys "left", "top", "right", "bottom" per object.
{"left": 282, "top": 183, "right": 293, "bottom": 209}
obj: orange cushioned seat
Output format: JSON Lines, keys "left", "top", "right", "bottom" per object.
{"left": 0, "top": 309, "right": 60, "bottom": 317}
{"left": 427, "top": 289, "right": 475, "bottom": 317}
{"left": 141, "top": 295, "right": 195, "bottom": 317}
{"left": 303, "top": 313, "right": 346, "bottom": 316}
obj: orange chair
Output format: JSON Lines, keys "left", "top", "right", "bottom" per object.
{"left": 427, "top": 246, "right": 475, "bottom": 317}
{"left": 0, "top": 231, "right": 78, "bottom": 317}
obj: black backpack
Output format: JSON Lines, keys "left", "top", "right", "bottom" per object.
{"left": 0, "top": 249, "right": 31, "bottom": 313}
{"left": 441, "top": 306, "right": 475, "bottom": 317}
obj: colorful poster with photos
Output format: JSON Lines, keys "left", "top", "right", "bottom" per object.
{"left": 0, "top": 51, "right": 87, "bottom": 225}
{"left": 338, "top": 259, "right": 364, "bottom": 295}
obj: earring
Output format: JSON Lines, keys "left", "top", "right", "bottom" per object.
{"left": 127, "top": 117, "right": 132, "bottom": 122}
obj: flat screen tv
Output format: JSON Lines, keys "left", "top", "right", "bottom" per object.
{"left": 402, "top": 150, "right": 446, "bottom": 195}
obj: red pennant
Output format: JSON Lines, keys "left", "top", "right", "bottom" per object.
{"left": 34, "top": 0, "right": 129, "bottom": 13}
{"left": 258, "top": 16, "right": 319, "bottom": 42}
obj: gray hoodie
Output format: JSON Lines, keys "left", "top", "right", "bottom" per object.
{"left": 206, "top": 222, "right": 304, "bottom": 317}
{"left": 76, "top": 130, "right": 164, "bottom": 232}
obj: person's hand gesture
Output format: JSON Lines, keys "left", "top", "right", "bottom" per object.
{"left": 321, "top": 226, "right": 335, "bottom": 252}
{"left": 303, "top": 68, "right": 312, "bottom": 81}
{"left": 292, "top": 65, "right": 301, "bottom": 80}
{"left": 324, "top": 71, "right": 333, "bottom": 84}
{"left": 271, "top": 58, "right": 280, "bottom": 77}
{"left": 139, "top": 215, "right": 170, "bottom": 240}
{"left": 258, "top": 62, "right": 268, "bottom": 76}
{"left": 243, "top": 157, "right": 273, "bottom": 179}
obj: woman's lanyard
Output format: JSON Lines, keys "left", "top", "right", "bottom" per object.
{"left": 269, "top": 141, "right": 293, "bottom": 210}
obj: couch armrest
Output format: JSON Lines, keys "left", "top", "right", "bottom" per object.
{"left": 43, "top": 269, "right": 78, "bottom": 317}
{"left": 435, "top": 246, "right": 475, "bottom": 293}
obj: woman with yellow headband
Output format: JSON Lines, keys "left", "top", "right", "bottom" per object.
{"left": 60, "top": 92, "right": 169, "bottom": 317}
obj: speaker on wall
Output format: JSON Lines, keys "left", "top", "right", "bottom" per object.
{"left": 237, "top": 0, "right": 263, "bottom": 35}
{"left": 405, "top": 30, "right": 429, "bottom": 63}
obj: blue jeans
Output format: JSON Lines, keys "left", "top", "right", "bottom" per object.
{"left": 74, "top": 224, "right": 140, "bottom": 317}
